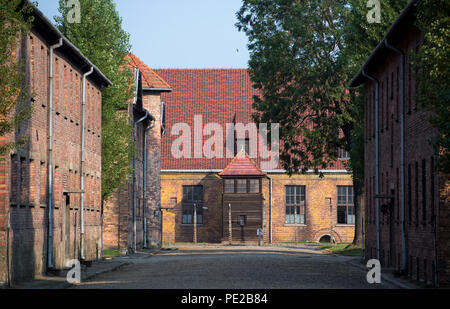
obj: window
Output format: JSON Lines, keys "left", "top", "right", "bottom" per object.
{"left": 338, "top": 148, "right": 350, "bottom": 160}
{"left": 182, "top": 186, "right": 203, "bottom": 224}
{"left": 285, "top": 186, "right": 306, "bottom": 224}
{"left": 337, "top": 186, "right": 355, "bottom": 225}
{"left": 237, "top": 179, "right": 247, "bottom": 193}
{"left": 249, "top": 179, "right": 259, "bottom": 193}
{"left": 224, "top": 179, "right": 234, "bottom": 193}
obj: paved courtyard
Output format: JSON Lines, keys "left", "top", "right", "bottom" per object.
{"left": 70, "top": 244, "right": 397, "bottom": 289}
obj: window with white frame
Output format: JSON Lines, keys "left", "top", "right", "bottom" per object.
{"left": 285, "top": 186, "right": 306, "bottom": 224}
{"left": 337, "top": 186, "right": 355, "bottom": 225}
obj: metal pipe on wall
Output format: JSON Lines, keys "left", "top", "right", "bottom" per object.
{"left": 384, "top": 39, "right": 407, "bottom": 273}
{"left": 80, "top": 66, "right": 94, "bottom": 261}
{"left": 143, "top": 120, "right": 156, "bottom": 248}
{"left": 47, "top": 38, "right": 63, "bottom": 269}
{"left": 266, "top": 175, "right": 273, "bottom": 244}
{"left": 362, "top": 69, "right": 380, "bottom": 262}
{"left": 133, "top": 110, "right": 150, "bottom": 253}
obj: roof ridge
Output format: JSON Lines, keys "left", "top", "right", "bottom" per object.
{"left": 127, "top": 53, "right": 171, "bottom": 89}
{"left": 219, "top": 149, "right": 265, "bottom": 176}
{"left": 154, "top": 68, "right": 249, "bottom": 71}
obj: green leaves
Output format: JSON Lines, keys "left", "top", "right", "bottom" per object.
{"left": 56, "top": 0, "right": 134, "bottom": 202}
{"left": 236, "top": 0, "right": 408, "bottom": 178}
{"left": 414, "top": 0, "right": 450, "bottom": 173}
{"left": 237, "top": 0, "right": 352, "bottom": 174}
{"left": 0, "top": 0, "right": 34, "bottom": 156}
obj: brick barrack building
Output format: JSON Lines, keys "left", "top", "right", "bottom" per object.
{"left": 102, "top": 54, "right": 171, "bottom": 252}
{"left": 155, "top": 69, "right": 355, "bottom": 245}
{"left": 350, "top": 0, "right": 449, "bottom": 287}
{"left": 0, "top": 4, "right": 111, "bottom": 285}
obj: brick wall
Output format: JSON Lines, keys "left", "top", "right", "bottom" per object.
{"left": 0, "top": 30, "right": 103, "bottom": 284}
{"left": 103, "top": 91, "right": 163, "bottom": 251}
{"left": 161, "top": 172, "right": 354, "bottom": 245}
{"left": 362, "top": 23, "right": 449, "bottom": 287}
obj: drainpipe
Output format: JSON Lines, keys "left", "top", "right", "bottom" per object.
{"left": 384, "top": 39, "right": 407, "bottom": 273}
{"left": 143, "top": 119, "right": 156, "bottom": 248}
{"left": 47, "top": 38, "right": 63, "bottom": 269}
{"left": 80, "top": 66, "right": 94, "bottom": 261}
{"left": 6, "top": 211, "right": 11, "bottom": 287}
{"left": 133, "top": 110, "right": 150, "bottom": 253}
{"left": 266, "top": 175, "right": 273, "bottom": 244}
{"left": 362, "top": 69, "right": 380, "bottom": 262}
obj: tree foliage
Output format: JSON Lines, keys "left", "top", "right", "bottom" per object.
{"left": 414, "top": 0, "right": 450, "bottom": 173}
{"left": 0, "top": 0, "right": 34, "bottom": 156}
{"left": 55, "top": 0, "right": 135, "bottom": 202}
{"left": 236, "top": 0, "right": 408, "bottom": 245}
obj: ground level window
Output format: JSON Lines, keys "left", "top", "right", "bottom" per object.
{"left": 182, "top": 186, "right": 203, "bottom": 224}
{"left": 337, "top": 186, "right": 355, "bottom": 225}
{"left": 285, "top": 186, "right": 306, "bottom": 224}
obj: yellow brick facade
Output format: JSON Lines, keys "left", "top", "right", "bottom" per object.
{"left": 161, "top": 171, "right": 355, "bottom": 245}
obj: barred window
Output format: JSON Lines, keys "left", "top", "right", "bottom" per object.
{"left": 249, "top": 179, "right": 259, "bottom": 193}
{"left": 285, "top": 186, "right": 306, "bottom": 224}
{"left": 182, "top": 186, "right": 203, "bottom": 224}
{"left": 224, "top": 179, "right": 234, "bottom": 193}
{"left": 337, "top": 186, "right": 355, "bottom": 225}
{"left": 237, "top": 179, "right": 247, "bottom": 193}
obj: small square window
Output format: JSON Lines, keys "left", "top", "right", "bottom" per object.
{"left": 237, "top": 179, "right": 247, "bottom": 193}
{"left": 224, "top": 179, "right": 235, "bottom": 193}
{"left": 249, "top": 179, "right": 259, "bottom": 193}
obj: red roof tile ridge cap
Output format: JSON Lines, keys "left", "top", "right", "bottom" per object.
{"left": 219, "top": 149, "right": 264, "bottom": 175}
{"left": 128, "top": 53, "right": 171, "bottom": 89}
{"left": 153, "top": 68, "right": 249, "bottom": 71}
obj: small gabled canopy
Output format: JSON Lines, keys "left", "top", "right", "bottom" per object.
{"left": 219, "top": 150, "right": 266, "bottom": 177}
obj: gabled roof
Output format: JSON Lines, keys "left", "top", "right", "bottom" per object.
{"left": 219, "top": 150, "right": 266, "bottom": 177}
{"left": 156, "top": 69, "right": 349, "bottom": 172}
{"left": 27, "top": 0, "right": 112, "bottom": 87}
{"left": 350, "top": 0, "right": 417, "bottom": 87}
{"left": 126, "top": 54, "right": 171, "bottom": 91}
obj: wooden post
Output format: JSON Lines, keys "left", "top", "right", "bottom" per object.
{"left": 228, "top": 203, "right": 232, "bottom": 245}
{"left": 193, "top": 203, "right": 197, "bottom": 244}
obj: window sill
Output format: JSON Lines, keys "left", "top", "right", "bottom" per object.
{"left": 335, "top": 224, "right": 355, "bottom": 227}
{"left": 284, "top": 224, "right": 307, "bottom": 227}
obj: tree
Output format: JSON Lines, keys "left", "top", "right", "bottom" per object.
{"left": 55, "top": 0, "right": 135, "bottom": 202}
{"left": 236, "top": 0, "right": 408, "bottom": 246}
{"left": 414, "top": 0, "right": 450, "bottom": 174}
{"left": 0, "top": 0, "right": 33, "bottom": 156}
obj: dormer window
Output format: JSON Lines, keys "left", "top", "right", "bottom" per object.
{"left": 223, "top": 178, "right": 260, "bottom": 194}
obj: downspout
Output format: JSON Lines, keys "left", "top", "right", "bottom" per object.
{"left": 266, "top": 175, "right": 273, "bottom": 244}
{"left": 47, "top": 38, "right": 63, "bottom": 269}
{"left": 6, "top": 211, "right": 11, "bottom": 287}
{"left": 362, "top": 69, "right": 380, "bottom": 262}
{"left": 81, "top": 66, "right": 94, "bottom": 261}
{"left": 384, "top": 39, "right": 407, "bottom": 273}
{"left": 133, "top": 110, "right": 150, "bottom": 253}
{"left": 143, "top": 119, "right": 156, "bottom": 248}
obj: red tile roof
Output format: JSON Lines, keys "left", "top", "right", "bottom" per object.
{"left": 219, "top": 150, "right": 266, "bottom": 177}
{"left": 126, "top": 54, "right": 171, "bottom": 89}
{"left": 156, "top": 69, "right": 260, "bottom": 170}
{"left": 155, "top": 69, "right": 348, "bottom": 171}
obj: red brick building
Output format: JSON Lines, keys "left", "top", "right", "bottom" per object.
{"left": 0, "top": 5, "right": 111, "bottom": 285}
{"left": 155, "top": 69, "right": 355, "bottom": 245}
{"left": 103, "top": 54, "right": 171, "bottom": 252}
{"left": 350, "top": 0, "right": 449, "bottom": 287}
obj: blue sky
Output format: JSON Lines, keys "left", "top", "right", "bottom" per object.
{"left": 35, "top": 0, "right": 250, "bottom": 69}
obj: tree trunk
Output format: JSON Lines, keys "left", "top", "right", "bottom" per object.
{"left": 351, "top": 177, "right": 364, "bottom": 247}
